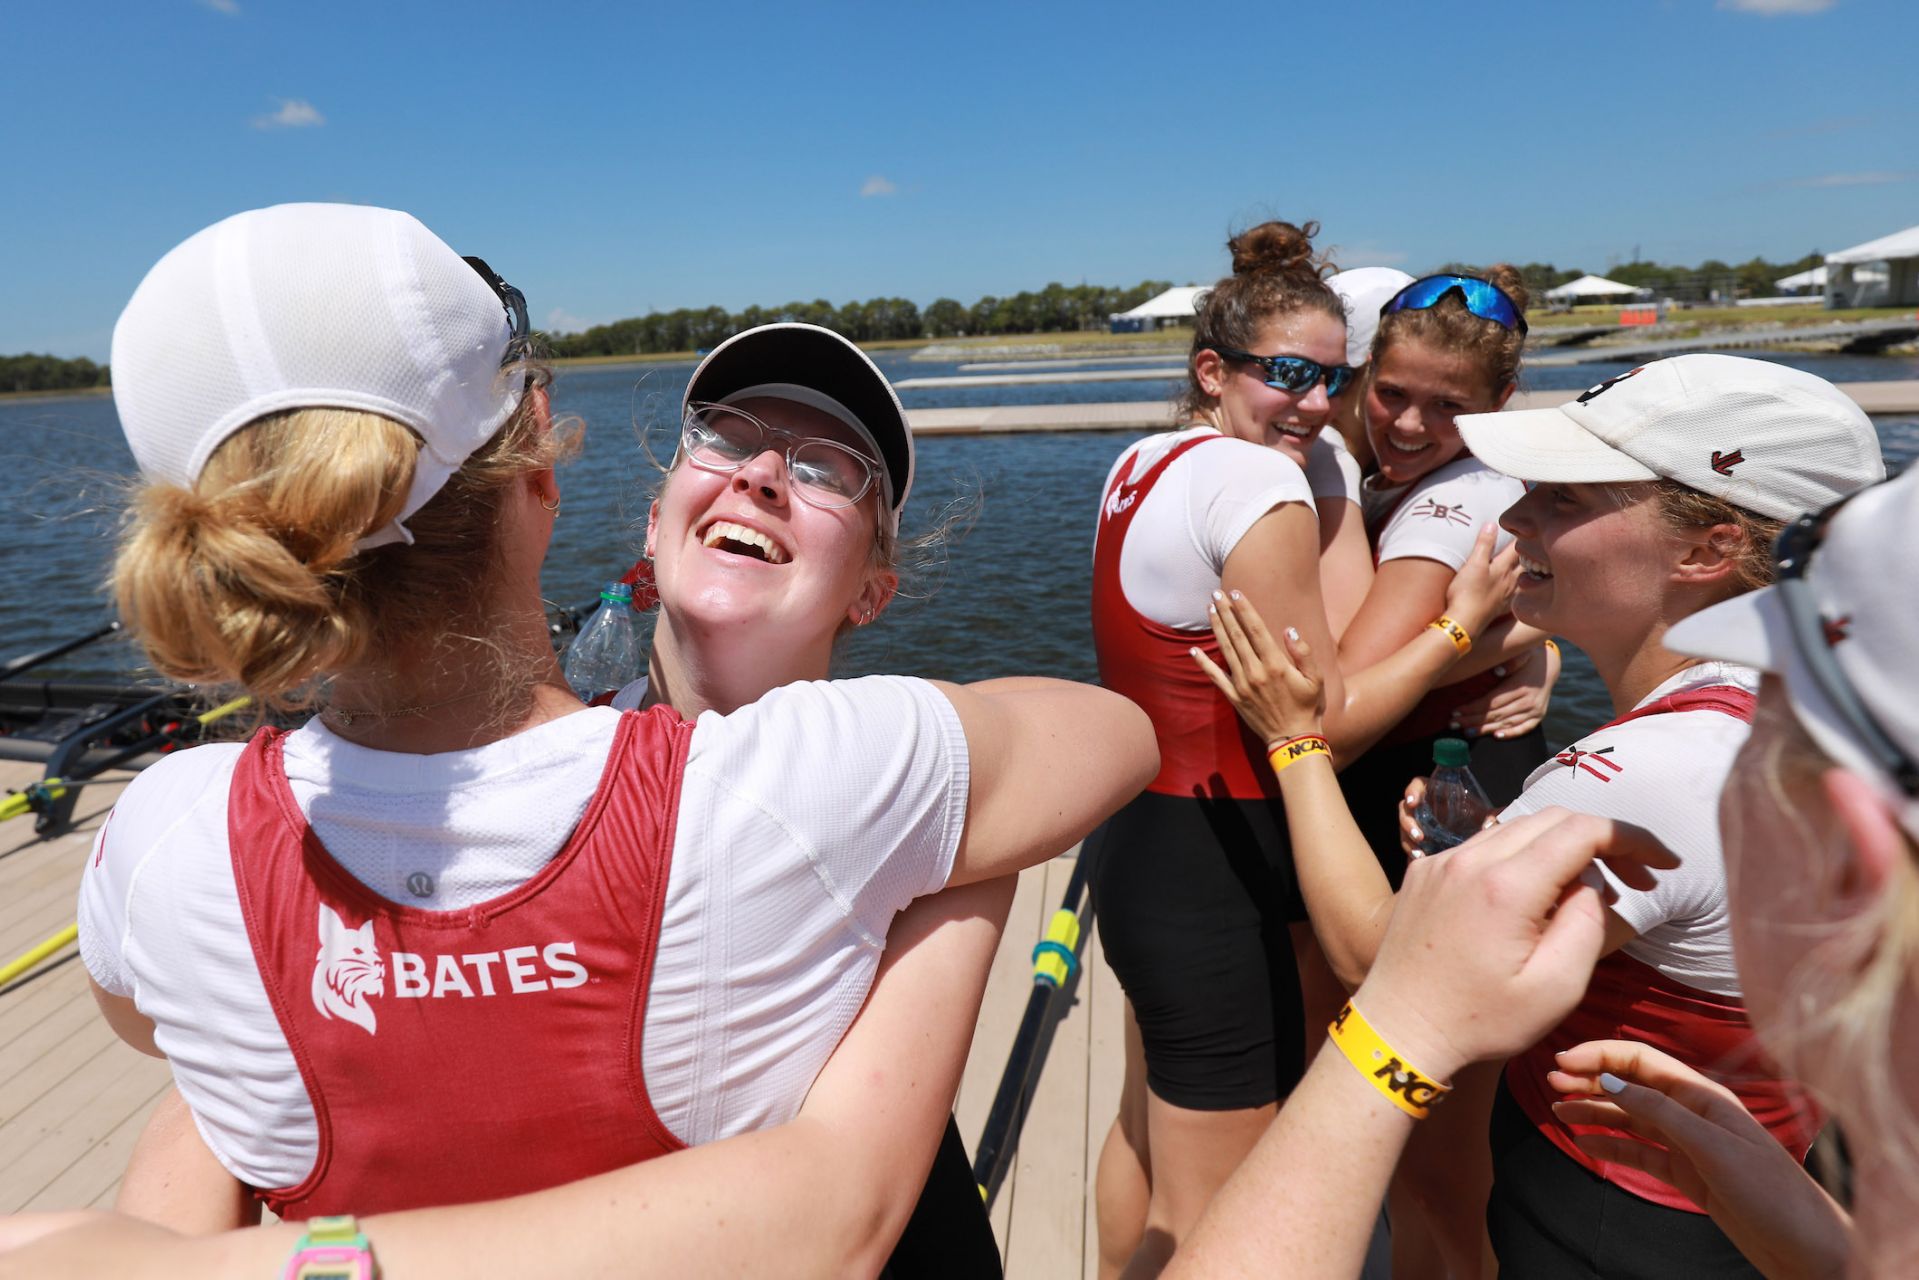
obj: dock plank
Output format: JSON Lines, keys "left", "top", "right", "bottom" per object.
{"left": 1081, "top": 919, "right": 1125, "bottom": 1280}
{"left": 1002, "top": 852, "right": 1091, "bottom": 1278}
{"left": 0, "top": 760, "right": 141, "bottom": 1215}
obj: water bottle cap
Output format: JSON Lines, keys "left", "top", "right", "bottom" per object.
{"left": 1433, "top": 738, "right": 1470, "bottom": 768}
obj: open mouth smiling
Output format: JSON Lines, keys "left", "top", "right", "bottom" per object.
{"left": 698, "top": 518, "right": 790, "bottom": 565}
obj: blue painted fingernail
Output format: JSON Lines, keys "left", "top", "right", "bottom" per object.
{"left": 1599, "top": 1073, "right": 1626, "bottom": 1095}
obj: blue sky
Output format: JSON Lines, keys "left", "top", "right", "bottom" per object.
{"left": 7, "top": 0, "right": 1915, "bottom": 359}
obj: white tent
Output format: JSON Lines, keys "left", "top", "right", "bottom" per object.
{"left": 1112, "top": 285, "right": 1207, "bottom": 325}
{"left": 1826, "top": 224, "right": 1919, "bottom": 265}
{"left": 1824, "top": 223, "right": 1919, "bottom": 308}
{"left": 1776, "top": 266, "right": 1827, "bottom": 292}
{"left": 1543, "top": 274, "right": 1645, "bottom": 301}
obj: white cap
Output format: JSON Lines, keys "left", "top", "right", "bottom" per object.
{"left": 1327, "top": 267, "right": 1415, "bottom": 367}
{"left": 111, "top": 203, "right": 525, "bottom": 550}
{"left": 1456, "top": 354, "right": 1883, "bottom": 520}
{"left": 683, "top": 323, "right": 914, "bottom": 535}
{"left": 1667, "top": 467, "right": 1919, "bottom": 838}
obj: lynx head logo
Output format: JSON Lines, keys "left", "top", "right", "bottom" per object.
{"left": 312, "top": 904, "right": 384, "bottom": 1035}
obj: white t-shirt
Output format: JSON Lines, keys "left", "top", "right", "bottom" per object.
{"left": 1365, "top": 456, "right": 1522, "bottom": 568}
{"left": 1306, "top": 430, "right": 1363, "bottom": 510}
{"left": 78, "top": 677, "right": 968, "bottom": 1190}
{"left": 1499, "top": 662, "right": 1758, "bottom": 998}
{"left": 1101, "top": 426, "right": 1321, "bottom": 630}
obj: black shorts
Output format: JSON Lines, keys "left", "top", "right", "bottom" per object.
{"left": 1487, "top": 1078, "right": 1763, "bottom": 1278}
{"left": 1338, "top": 728, "right": 1548, "bottom": 888}
{"left": 1086, "top": 789, "right": 1307, "bottom": 1111}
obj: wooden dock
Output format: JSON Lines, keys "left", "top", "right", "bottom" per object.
{"left": 0, "top": 761, "right": 168, "bottom": 1215}
{"left": 0, "top": 748, "right": 1118, "bottom": 1276}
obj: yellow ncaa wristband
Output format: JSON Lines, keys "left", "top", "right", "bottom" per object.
{"left": 1268, "top": 734, "right": 1331, "bottom": 774}
{"left": 1328, "top": 1001, "right": 1451, "bottom": 1119}
{"left": 1428, "top": 615, "right": 1472, "bottom": 654}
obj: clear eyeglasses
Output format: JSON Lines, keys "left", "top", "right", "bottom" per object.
{"left": 680, "top": 403, "right": 880, "bottom": 510}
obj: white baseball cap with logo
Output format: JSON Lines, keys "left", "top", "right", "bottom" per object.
{"left": 1327, "top": 267, "right": 1416, "bottom": 368}
{"left": 111, "top": 202, "right": 527, "bottom": 550}
{"left": 1667, "top": 466, "right": 1919, "bottom": 838}
{"left": 1456, "top": 353, "right": 1883, "bottom": 520}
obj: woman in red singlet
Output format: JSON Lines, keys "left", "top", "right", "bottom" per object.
{"left": 1086, "top": 220, "right": 1519, "bottom": 1278}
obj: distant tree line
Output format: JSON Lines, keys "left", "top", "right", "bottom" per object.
{"left": 545, "top": 280, "right": 1175, "bottom": 357}
{"left": 2, "top": 353, "right": 109, "bottom": 394}
{"left": 1437, "top": 254, "right": 1828, "bottom": 305}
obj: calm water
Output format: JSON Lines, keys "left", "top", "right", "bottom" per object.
{"left": 5, "top": 348, "right": 1916, "bottom": 751}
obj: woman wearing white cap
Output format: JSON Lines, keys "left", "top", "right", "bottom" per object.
{"left": 1166, "top": 466, "right": 1919, "bottom": 1278}
{"left": 1545, "top": 465, "right": 1919, "bottom": 1276}
{"left": 1324, "top": 266, "right": 1413, "bottom": 472}
{"left": 66, "top": 204, "right": 1155, "bottom": 1271}
{"left": 1196, "top": 352, "right": 1884, "bottom": 1274}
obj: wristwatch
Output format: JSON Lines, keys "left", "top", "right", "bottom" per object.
{"left": 282, "top": 1215, "right": 378, "bottom": 1280}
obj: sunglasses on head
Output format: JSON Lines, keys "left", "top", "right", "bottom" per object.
{"left": 463, "top": 256, "right": 531, "bottom": 357}
{"left": 1773, "top": 488, "right": 1919, "bottom": 796}
{"left": 1382, "top": 274, "right": 1528, "bottom": 336}
{"left": 1206, "top": 346, "right": 1357, "bottom": 398}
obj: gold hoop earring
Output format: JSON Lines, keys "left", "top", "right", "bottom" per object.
{"left": 542, "top": 497, "right": 561, "bottom": 513}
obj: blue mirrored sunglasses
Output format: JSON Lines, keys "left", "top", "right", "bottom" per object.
{"left": 1207, "top": 346, "right": 1357, "bottom": 398}
{"left": 1382, "top": 274, "right": 1528, "bottom": 336}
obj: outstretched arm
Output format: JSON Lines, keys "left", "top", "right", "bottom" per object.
{"left": 1167, "top": 812, "right": 1677, "bottom": 1279}
{"left": 1325, "top": 525, "right": 1522, "bottom": 762}
{"left": 1192, "top": 596, "right": 1396, "bottom": 986}
{"left": 936, "top": 677, "right": 1156, "bottom": 886}
{"left": 1197, "top": 593, "right": 1652, "bottom": 986}
{"left": 1549, "top": 1040, "right": 1851, "bottom": 1280}
{"left": 1, "top": 877, "right": 1015, "bottom": 1280}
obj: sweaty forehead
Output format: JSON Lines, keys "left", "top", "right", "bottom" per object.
{"left": 724, "top": 396, "right": 877, "bottom": 459}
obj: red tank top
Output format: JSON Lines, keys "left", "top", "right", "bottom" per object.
{"left": 227, "top": 708, "right": 695, "bottom": 1219}
{"left": 1092, "top": 435, "right": 1279, "bottom": 799}
{"left": 1504, "top": 683, "right": 1823, "bottom": 1213}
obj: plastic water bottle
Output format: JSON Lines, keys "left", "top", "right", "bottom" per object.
{"left": 1414, "top": 738, "right": 1493, "bottom": 854}
{"left": 563, "top": 582, "right": 642, "bottom": 702}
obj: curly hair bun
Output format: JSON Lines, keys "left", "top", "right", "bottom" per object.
{"left": 1482, "top": 263, "right": 1532, "bottom": 316}
{"left": 1228, "top": 220, "right": 1326, "bottom": 280}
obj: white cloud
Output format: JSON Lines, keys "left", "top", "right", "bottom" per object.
{"left": 1791, "top": 170, "right": 1918, "bottom": 188}
{"left": 1718, "top": 0, "right": 1837, "bottom": 13}
{"left": 198, "top": 0, "right": 241, "bottom": 13}
{"left": 253, "top": 99, "right": 325, "bottom": 130}
{"left": 544, "top": 307, "right": 591, "bottom": 334}
{"left": 859, "top": 175, "right": 898, "bottom": 198}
